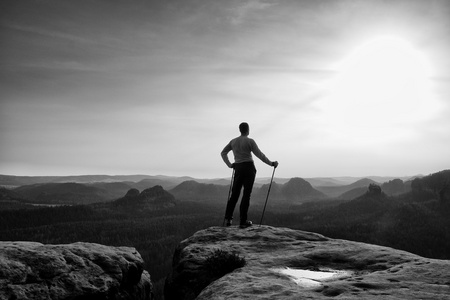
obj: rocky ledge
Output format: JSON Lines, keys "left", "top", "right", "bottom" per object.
{"left": 0, "top": 242, "right": 153, "bottom": 300}
{"left": 165, "top": 226, "right": 450, "bottom": 299}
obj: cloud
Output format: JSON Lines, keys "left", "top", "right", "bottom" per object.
{"left": 2, "top": 22, "right": 93, "bottom": 45}
{"left": 1, "top": 0, "right": 449, "bottom": 177}
{"left": 228, "top": 0, "right": 276, "bottom": 25}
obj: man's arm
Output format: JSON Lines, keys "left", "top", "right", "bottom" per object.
{"left": 220, "top": 142, "right": 233, "bottom": 168}
{"left": 249, "top": 139, "right": 273, "bottom": 166}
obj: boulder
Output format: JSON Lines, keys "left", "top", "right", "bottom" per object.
{"left": 0, "top": 241, "right": 153, "bottom": 300}
{"left": 165, "top": 226, "right": 450, "bottom": 299}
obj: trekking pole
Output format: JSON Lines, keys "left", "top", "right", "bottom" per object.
{"left": 222, "top": 169, "right": 235, "bottom": 226}
{"left": 259, "top": 166, "right": 276, "bottom": 226}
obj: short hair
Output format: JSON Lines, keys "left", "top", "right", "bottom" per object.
{"left": 239, "top": 122, "right": 249, "bottom": 134}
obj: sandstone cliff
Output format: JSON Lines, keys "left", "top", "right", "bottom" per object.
{"left": 0, "top": 242, "right": 153, "bottom": 300}
{"left": 165, "top": 226, "right": 450, "bottom": 299}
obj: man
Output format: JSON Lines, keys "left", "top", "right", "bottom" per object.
{"left": 221, "top": 122, "right": 278, "bottom": 228}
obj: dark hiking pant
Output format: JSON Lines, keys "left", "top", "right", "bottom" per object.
{"left": 225, "top": 162, "right": 257, "bottom": 224}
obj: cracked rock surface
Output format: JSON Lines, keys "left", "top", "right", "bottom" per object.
{"left": 165, "top": 226, "right": 450, "bottom": 300}
{"left": 0, "top": 241, "right": 152, "bottom": 300}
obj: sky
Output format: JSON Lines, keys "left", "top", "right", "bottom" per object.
{"left": 1, "top": 0, "right": 449, "bottom": 179}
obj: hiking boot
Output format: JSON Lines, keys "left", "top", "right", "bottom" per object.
{"left": 239, "top": 220, "right": 252, "bottom": 228}
{"left": 225, "top": 219, "right": 232, "bottom": 227}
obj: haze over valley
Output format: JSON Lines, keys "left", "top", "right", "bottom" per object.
{"left": 0, "top": 172, "right": 417, "bottom": 206}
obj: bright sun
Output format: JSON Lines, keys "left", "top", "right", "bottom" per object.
{"left": 319, "top": 36, "right": 436, "bottom": 144}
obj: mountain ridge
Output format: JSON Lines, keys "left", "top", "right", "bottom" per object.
{"left": 114, "top": 185, "right": 177, "bottom": 210}
{"left": 0, "top": 173, "right": 420, "bottom": 188}
{"left": 2, "top": 170, "right": 446, "bottom": 208}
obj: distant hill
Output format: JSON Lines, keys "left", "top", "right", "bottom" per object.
{"left": 114, "top": 186, "right": 177, "bottom": 209}
{"left": 0, "top": 174, "right": 152, "bottom": 186}
{"left": 1, "top": 174, "right": 419, "bottom": 188}
{"left": 311, "top": 175, "right": 417, "bottom": 186}
{"left": 253, "top": 182, "right": 283, "bottom": 204}
{"left": 254, "top": 177, "right": 291, "bottom": 186}
{"left": 88, "top": 182, "right": 133, "bottom": 199}
{"left": 411, "top": 169, "right": 450, "bottom": 203}
{"left": 332, "top": 185, "right": 390, "bottom": 217}
{"left": 0, "top": 174, "right": 200, "bottom": 188}
{"left": 304, "top": 178, "right": 344, "bottom": 187}
{"left": 337, "top": 187, "right": 367, "bottom": 200}
{"left": 0, "top": 172, "right": 437, "bottom": 207}
{"left": 332, "top": 178, "right": 412, "bottom": 200}
{"left": 169, "top": 180, "right": 229, "bottom": 203}
{"left": 253, "top": 177, "right": 326, "bottom": 205}
{"left": 132, "top": 178, "right": 180, "bottom": 191}
{"left": 13, "top": 183, "right": 113, "bottom": 205}
{"left": 169, "top": 177, "right": 327, "bottom": 206}
{"left": 281, "top": 177, "right": 327, "bottom": 202}
{"left": 0, "top": 187, "right": 26, "bottom": 201}
{"left": 0, "top": 187, "right": 33, "bottom": 209}
{"left": 316, "top": 178, "right": 378, "bottom": 198}
{"left": 382, "top": 179, "right": 411, "bottom": 196}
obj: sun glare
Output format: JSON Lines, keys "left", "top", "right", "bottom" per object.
{"left": 318, "top": 36, "right": 437, "bottom": 144}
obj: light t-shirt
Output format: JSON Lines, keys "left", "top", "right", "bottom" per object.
{"left": 221, "top": 135, "right": 272, "bottom": 168}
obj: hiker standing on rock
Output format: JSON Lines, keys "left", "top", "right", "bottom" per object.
{"left": 221, "top": 122, "right": 278, "bottom": 228}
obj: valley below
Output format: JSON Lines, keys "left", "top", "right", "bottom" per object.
{"left": 1, "top": 170, "right": 449, "bottom": 299}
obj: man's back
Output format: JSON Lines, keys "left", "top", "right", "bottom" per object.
{"left": 221, "top": 135, "right": 272, "bottom": 167}
{"left": 229, "top": 135, "right": 254, "bottom": 163}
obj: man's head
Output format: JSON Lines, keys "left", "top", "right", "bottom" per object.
{"left": 239, "top": 122, "right": 249, "bottom": 136}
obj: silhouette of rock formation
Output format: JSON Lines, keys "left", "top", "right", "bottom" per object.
{"left": 368, "top": 183, "right": 382, "bottom": 195}
{"left": 115, "top": 185, "right": 176, "bottom": 209}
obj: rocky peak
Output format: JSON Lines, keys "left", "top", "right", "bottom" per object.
{"left": 140, "top": 185, "right": 174, "bottom": 202}
{"left": 165, "top": 226, "right": 450, "bottom": 300}
{"left": 172, "top": 180, "right": 199, "bottom": 190}
{"left": 125, "top": 188, "right": 140, "bottom": 198}
{"left": 115, "top": 185, "right": 176, "bottom": 208}
{"left": 283, "top": 177, "right": 313, "bottom": 191}
{"left": 349, "top": 178, "right": 377, "bottom": 188}
{"left": 281, "top": 177, "right": 325, "bottom": 201}
{"left": 367, "top": 183, "right": 382, "bottom": 195}
{"left": 381, "top": 179, "right": 407, "bottom": 196}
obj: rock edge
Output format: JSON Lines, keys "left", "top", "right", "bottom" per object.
{"left": 165, "top": 225, "right": 450, "bottom": 299}
{"left": 0, "top": 241, "right": 153, "bottom": 300}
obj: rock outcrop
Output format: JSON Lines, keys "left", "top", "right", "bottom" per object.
{"left": 165, "top": 226, "right": 450, "bottom": 299}
{"left": 367, "top": 183, "right": 382, "bottom": 195}
{"left": 115, "top": 185, "right": 176, "bottom": 209}
{"left": 0, "top": 242, "right": 153, "bottom": 300}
